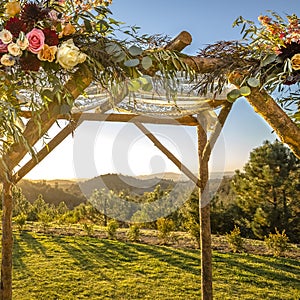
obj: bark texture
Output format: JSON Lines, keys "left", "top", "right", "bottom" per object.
{"left": 197, "top": 119, "right": 213, "bottom": 300}
{"left": 0, "top": 181, "right": 13, "bottom": 300}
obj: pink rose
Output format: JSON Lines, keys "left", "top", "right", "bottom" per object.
{"left": 26, "top": 28, "right": 45, "bottom": 54}
{"left": 0, "top": 40, "right": 8, "bottom": 53}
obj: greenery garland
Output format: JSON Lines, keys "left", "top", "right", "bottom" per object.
{"left": 0, "top": 0, "right": 193, "bottom": 163}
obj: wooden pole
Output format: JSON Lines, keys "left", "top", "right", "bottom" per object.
{"left": 0, "top": 65, "right": 93, "bottom": 300}
{"left": 197, "top": 117, "right": 213, "bottom": 300}
{"left": 0, "top": 179, "right": 13, "bottom": 300}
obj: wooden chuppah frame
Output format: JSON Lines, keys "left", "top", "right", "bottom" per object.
{"left": 12, "top": 100, "right": 232, "bottom": 300}
{"left": 4, "top": 28, "right": 300, "bottom": 300}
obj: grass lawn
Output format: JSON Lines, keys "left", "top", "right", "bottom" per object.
{"left": 10, "top": 232, "right": 300, "bottom": 300}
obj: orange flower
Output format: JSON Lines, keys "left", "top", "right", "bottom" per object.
{"left": 5, "top": 1, "right": 21, "bottom": 17}
{"left": 59, "top": 23, "right": 76, "bottom": 38}
{"left": 37, "top": 44, "right": 57, "bottom": 62}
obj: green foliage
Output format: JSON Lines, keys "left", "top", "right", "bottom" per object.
{"left": 226, "top": 226, "right": 244, "bottom": 253}
{"left": 232, "top": 12, "right": 300, "bottom": 120}
{"left": 157, "top": 218, "right": 175, "bottom": 243}
{"left": 210, "top": 177, "right": 239, "bottom": 235}
{"left": 12, "top": 187, "right": 31, "bottom": 217}
{"left": 106, "top": 219, "right": 119, "bottom": 239}
{"left": 56, "top": 201, "right": 69, "bottom": 216}
{"left": 37, "top": 211, "right": 52, "bottom": 231}
{"left": 265, "top": 229, "right": 290, "bottom": 257}
{"left": 13, "top": 213, "right": 27, "bottom": 231}
{"left": 61, "top": 211, "right": 79, "bottom": 226}
{"left": 82, "top": 223, "right": 94, "bottom": 237}
{"left": 180, "top": 190, "right": 200, "bottom": 247}
{"left": 126, "top": 225, "right": 141, "bottom": 242}
{"left": 232, "top": 140, "right": 300, "bottom": 242}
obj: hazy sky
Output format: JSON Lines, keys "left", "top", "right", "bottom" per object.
{"left": 24, "top": 0, "right": 300, "bottom": 180}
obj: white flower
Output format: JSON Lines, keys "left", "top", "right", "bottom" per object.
{"left": 17, "top": 33, "right": 29, "bottom": 50}
{"left": 8, "top": 42, "right": 22, "bottom": 56}
{"left": 56, "top": 39, "right": 87, "bottom": 69}
{"left": 0, "top": 54, "right": 15, "bottom": 66}
{"left": 0, "top": 29, "right": 13, "bottom": 44}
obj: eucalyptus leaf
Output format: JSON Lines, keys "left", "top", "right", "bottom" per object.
{"left": 141, "top": 82, "right": 153, "bottom": 92}
{"left": 106, "top": 42, "right": 120, "bottom": 55}
{"left": 240, "top": 86, "right": 251, "bottom": 96}
{"left": 124, "top": 59, "right": 140, "bottom": 67}
{"left": 227, "top": 89, "right": 241, "bottom": 102}
{"left": 247, "top": 77, "right": 260, "bottom": 87}
{"left": 128, "top": 79, "right": 141, "bottom": 91}
{"left": 141, "top": 56, "right": 152, "bottom": 70}
{"left": 128, "top": 45, "right": 143, "bottom": 56}
{"left": 260, "top": 54, "right": 277, "bottom": 67}
{"left": 113, "top": 51, "right": 126, "bottom": 63}
{"left": 138, "top": 77, "right": 150, "bottom": 85}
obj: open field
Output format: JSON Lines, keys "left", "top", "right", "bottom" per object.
{"left": 9, "top": 231, "right": 300, "bottom": 300}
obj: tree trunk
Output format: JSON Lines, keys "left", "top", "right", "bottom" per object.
{"left": 1, "top": 181, "right": 13, "bottom": 300}
{"left": 198, "top": 120, "right": 213, "bottom": 300}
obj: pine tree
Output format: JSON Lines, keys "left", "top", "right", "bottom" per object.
{"left": 232, "top": 140, "right": 300, "bottom": 242}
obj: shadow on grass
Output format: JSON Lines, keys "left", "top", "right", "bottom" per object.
{"left": 51, "top": 236, "right": 122, "bottom": 281}
{"left": 49, "top": 235, "right": 200, "bottom": 277}
{"left": 214, "top": 252, "right": 300, "bottom": 287}
{"left": 119, "top": 241, "right": 200, "bottom": 276}
{"left": 13, "top": 233, "right": 27, "bottom": 272}
{"left": 16, "top": 231, "right": 47, "bottom": 256}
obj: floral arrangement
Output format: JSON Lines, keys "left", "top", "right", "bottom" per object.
{"left": 233, "top": 12, "right": 300, "bottom": 87}
{"left": 0, "top": 0, "right": 192, "bottom": 154}
{"left": 213, "top": 12, "right": 300, "bottom": 110}
{"left": 0, "top": 0, "right": 113, "bottom": 72}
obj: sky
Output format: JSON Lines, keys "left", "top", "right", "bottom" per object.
{"left": 23, "top": 0, "right": 300, "bottom": 180}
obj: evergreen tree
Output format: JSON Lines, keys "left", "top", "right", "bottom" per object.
{"left": 232, "top": 140, "right": 300, "bottom": 242}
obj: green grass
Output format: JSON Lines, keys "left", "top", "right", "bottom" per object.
{"left": 11, "top": 232, "right": 300, "bottom": 300}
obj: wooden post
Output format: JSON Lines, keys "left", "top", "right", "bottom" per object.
{"left": 1, "top": 179, "right": 13, "bottom": 300}
{"left": 197, "top": 118, "right": 213, "bottom": 300}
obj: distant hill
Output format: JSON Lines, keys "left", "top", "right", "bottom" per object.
{"left": 17, "top": 180, "right": 85, "bottom": 209}
{"left": 137, "top": 171, "right": 235, "bottom": 181}
{"left": 77, "top": 173, "right": 177, "bottom": 197}
{"left": 19, "top": 172, "right": 235, "bottom": 208}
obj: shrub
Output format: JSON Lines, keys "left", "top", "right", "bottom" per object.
{"left": 157, "top": 218, "right": 175, "bottom": 243}
{"left": 38, "top": 211, "right": 52, "bottom": 231}
{"left": 226, "top": 226, "right": 244, "bottom": 253}
{"left": 187, "top": 222, "right": 200, "bottom": 248}
{"left": 106, "top": 220, "right": 119, "bottom": 239}
{"left": 82, "top": 223, "right": 94, "bottom": 236}
{"left": 265, "top": 228, "right": 289, "bottom": 257}
{"left": 13, "top": 213, "right": 27, "bottom": 231}
{"left": 127, "top": 225, "right": 140, "bottom": 242}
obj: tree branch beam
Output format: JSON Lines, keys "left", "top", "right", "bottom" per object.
{"left": 13, "top": 120, "right": 83, "bottom": 182}
{"left": 202, "top": 103, "right": 233, "bottom": 160}
{"left": 229, "top": 72, "right": 300, "bottom": 159}
{"left": 74, "top": 113, "right": 199, "bottom": 126}
{"left": 164, "top": 31, "right": 192, "bottom": 52}
{"left": 134, "top": 122, "right": 202, "bottom": 188}
{"left": 6, "top": 64, "right": 93, "bottom": 171}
